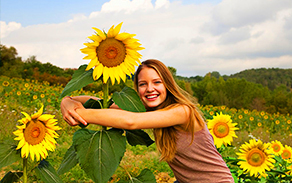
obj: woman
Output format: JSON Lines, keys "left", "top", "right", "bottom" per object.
{"left": 61, "top": 59, "right": 234, "bottom": 183}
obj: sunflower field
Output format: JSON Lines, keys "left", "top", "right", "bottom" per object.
{"left": 1, "top": 74, "right": 292, "bottom": 182}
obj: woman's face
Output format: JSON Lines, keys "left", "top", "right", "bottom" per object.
{"left": 137, "top": 67, "right": 167, "bottom": 109}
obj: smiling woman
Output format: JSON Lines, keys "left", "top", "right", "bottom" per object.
{"left": 61, "top": 59, "right": 235, "bottom": 183}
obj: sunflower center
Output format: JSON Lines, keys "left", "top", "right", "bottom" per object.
{"left": 282, "top": 150, "right": 291, "bottom": 159}
{"left": 213, "top": 122, "right": 229, "bottom": 138}
{"left": 247, "top": 149, "right": 265, "bottom": 166}
{"left": 272, "top": 144, "right": 280, "bottom": 152}
{"left": 24, "top": 120, "right": 46, "bottom": 145}
{"left": 97, "top": 38, "right": 126, "bottom": 67}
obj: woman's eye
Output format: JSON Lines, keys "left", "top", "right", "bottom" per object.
{"left": 139, "top": 83, "right": 146, "bottom": 87}
{"left": 155, "top": 81, "right": 162, "bottom": 84}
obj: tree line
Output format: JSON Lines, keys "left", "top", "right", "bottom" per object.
{"left": 1, "top": 44, "right": 292, "bottom": 114}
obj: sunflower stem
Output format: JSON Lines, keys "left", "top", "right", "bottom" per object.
{"left": 102, "top": 81, "right": 109, "bottom": 130}
{"left": 23, "top": 158, "right": 28, "bottom": 183}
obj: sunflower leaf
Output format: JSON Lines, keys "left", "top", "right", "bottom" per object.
{"left": 118, "top": 168, "right": 156, "bottom": 183}
{"left": 57, "top": 145, "right": 78, "bottom": 175}
{"left": 125, "top": 130, "right": 154, "bottom": 147}
{"left": 112, "top": 86, "right": 146, "bottom": 112}
{"left": 59, "top": 64, "right": 94, "bottom": 99}
{"left": 35, "top": 160, "right": 63, "bottom": 183}
{"left": 0, "top": 143, "right": 21, "bottom": 169}
{"left": 73, "top": 128, "right": 126, "bottom": 183}
{"left": 0, "top": 171, "right": 23, "bottom": 183}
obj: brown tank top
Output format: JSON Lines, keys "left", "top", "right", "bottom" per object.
{"left": 168, "top": 126, "right": 234, "bottom": 183}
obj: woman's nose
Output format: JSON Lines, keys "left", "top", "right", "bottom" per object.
{"left": 147, "top": 84, "right": 155, "bottom": 92}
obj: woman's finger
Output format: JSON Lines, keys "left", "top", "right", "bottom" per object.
{"left": 69, "top": 110, "right": 87, "bottom": 126}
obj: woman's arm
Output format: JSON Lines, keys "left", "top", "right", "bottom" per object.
{"left": 61, "top": 95, "right": 120, "bottom": 126}
{"left": 75, "top": 105, "right": 190, "bottom": 130}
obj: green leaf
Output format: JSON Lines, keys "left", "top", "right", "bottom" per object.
{"left": 57, "top": 145, "right": 78, "bottom": 175}
{"left": 125, "top": 130, "right": 154, "bottom": 147}
{"left": 83, "top": 98, "right": 104, "bottom": 109}
{"left": 0, "top": 143, "right": 21, "bottom": 169}
{"left": 59, "top": 64, "right": 94, "bottom": 99}
{"left": 73, "top": 128, "right": 126, "bottom": 183}
{"left": 35, "top": 160, "right": 63, "bottom": 183}
{"left": 0, "top": 171, "right": 23, "bottom": 183}
{"left": 118, "top": 169, "right": 156, "bottom": 183}
{"left": 112, "top": 86, "right": 146, "bottom": 112}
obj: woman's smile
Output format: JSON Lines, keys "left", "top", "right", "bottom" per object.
{"left": 137, "top": 67, "right": 167, "bottom": 109}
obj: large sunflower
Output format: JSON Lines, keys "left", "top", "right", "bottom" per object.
{"left": 237, "top": 139, "right": 275, "bottom": 177}
{"left": 269, "top": 140, "right": 284, "bottom": 156}
{"left": 13, "top": 105, "right": 61, "bottom": 161}
{"left": 207, "top": 112, "right": 239, "bottom": 148}
{"left": 80, "top": 22, "right": 144, "bottom": 84}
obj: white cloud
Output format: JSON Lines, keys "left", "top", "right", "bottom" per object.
{"left": 1, "top": 0, "right": 292, "bottom": 77}
{"left": 0, "top": 21, "right": 22, "bottom": 39}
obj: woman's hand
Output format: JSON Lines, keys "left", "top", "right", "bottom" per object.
{"left": 61, "top": 96, "right": 87, "bottom": 126}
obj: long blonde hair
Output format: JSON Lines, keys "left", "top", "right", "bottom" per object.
{"left": 134, "top": 59, "right": 205, "bottom": 162}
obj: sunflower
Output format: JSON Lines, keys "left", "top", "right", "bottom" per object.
{"left": 80, "top": 22, "right": 144, "bottom": 84}
{"left": 2, "top": 81, "right": 9, "bottom": 87}
{"left": 281, "top": 145, "right": 292, "bottom": 160}
{"left": 269, "top": 140, "right": 284, "bottom": 156}
{"left": 237, "top": 139, "right": 275, "bottom": 177}
{"left": 13, "top": 105, "right": 61, "bottom": 161}
{"left": 207, "top": 112, "right": 239, "bottom": 148}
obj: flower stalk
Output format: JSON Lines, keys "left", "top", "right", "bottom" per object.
{"left": 23, "top": 158, "right": 28, "bottom": 183}
{"left": 102, "top": 81, "right": 109, "bottom": 130}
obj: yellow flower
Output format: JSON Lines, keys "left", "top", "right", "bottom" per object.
{"left": 269, "top": 140, "right": 284, "bottom": 156}
{"left": 257, "top": 122, "right": 262, "bottom": 127}
{"left": 287, "top": 120, "right": 291, "bottom": 124}
{"left": 237, "top": 139, "right": 275, "bottom": 177}
{"left": 249, "top": 117, "right": 254, "bottom": 121}
{"left": 209, "top": 111, "right": 214, "bottom": 116}
{"left": 207, "top": 112, "right": 239, "bottom": 148}
{"left": 275, "top": 120, "right": 280, "bottom": 125}
{"left": 281, "top": 145, "right": 292, "bottom": 160}
{"left": 80, "top": 22, "right": 144, "bottom": 84}
{"left": 238, "top": 115, "right": 243, "bottom": 119}
{"left": 2, "top": 81, "right": 9, "bottom": 86}
{"left": 33, "top": 95, "right": 38, "bottom": 100}
{"left": 40, "top": 94, "right": 45, "bottom": 98}
{"left": 244, "top": 110, "right": 249, "bottom": 114}
{"left": 13, "top": 105, "right": 61, "bottom": 161}
{"left": 17, "top": 91, "right": 21, "bottom": 96}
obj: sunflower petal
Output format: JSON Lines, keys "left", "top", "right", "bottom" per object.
{"left": 93, "top": 63, "right": 103, "bottom": 80}
{"left": 107, "top": 25, "right": 115, "bottom": 38}
{"left": 86, "top": 57, "right": 98, "bottom": 71}
{"left": 92, "top": 27, "right": 106, "bottom": 40}
{"left": 113, "top": 22, "right": 123, "bottom": 37}
{"left": 31, "top": 105, "right": 43, "bottom": 119}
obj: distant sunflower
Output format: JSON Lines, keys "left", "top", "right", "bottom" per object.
{"left": 2, "top": 81, "right": 9, "bottom": 87}
{"left": 207, "top": 112, "right": 239, "bottom": 148}
{"left": 269, "top": 140, "right": 284, "bottom": 156}
{"left": 80, "top": 22, "right": 144, "bottom": 84}
{"left": 237, "top": 139, "right": 275, "bottom": 177}
{"left": 13, "top": 105, "right": 61, "bottom": 161}
{"left": 281, "top": 145, "right": 292, "bottom": 160}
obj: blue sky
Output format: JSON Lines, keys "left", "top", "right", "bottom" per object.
{"left": 1, "top": 0, "right": 292, "bottom": 76}
{"left": 1, "top": 0, "right": 220, "bottom": 26}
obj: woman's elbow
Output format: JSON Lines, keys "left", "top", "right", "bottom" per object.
{"left": 123, "top": 118, "right": 138, "bottom": 130}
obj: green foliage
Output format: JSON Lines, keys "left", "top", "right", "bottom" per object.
{"left": 0, "top": 143, "right": 21, "bottom": 169}
{"left": 35, "top": 160, "right": 63, "bottom": 183}
{"left": 112, "top": 86, "right": 146, "bottom": 112}
{"left": 73, "top": 128, "right": 126, "bottom": 183}
{"left": 59, "top": 65, "right": 94, "bottom": 98}
{"left": 0, "top": 171, "right": 23, "bottom": 183}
